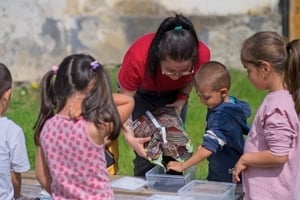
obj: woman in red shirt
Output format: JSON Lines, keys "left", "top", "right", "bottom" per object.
{"left": 118, "top": 13, "right": 211, "bottom": 176}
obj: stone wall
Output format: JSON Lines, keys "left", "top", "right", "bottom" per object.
{"left": 0, "top": 0, "right": 281, "bottom": 82}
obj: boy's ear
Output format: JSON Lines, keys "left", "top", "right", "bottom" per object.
{"left": 220, "top": 88, "right": 228, "bottom": 98}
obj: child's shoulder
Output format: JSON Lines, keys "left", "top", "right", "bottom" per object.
{"left": 216, "top": 96, "right": 250, "bottom": 113}
{"left": 0, "top": 117, "right": 24, "bottom": 141}
{"left": 210, "top": 96, "right": 251, "bottom": 120}
{"left": 263, "top": 90, "right": 294, "bottom": 109}
{"left": 0, "top": 117, "right": 22, "bottom": 130}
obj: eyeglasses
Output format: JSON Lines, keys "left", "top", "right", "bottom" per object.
{"left": 161, "top": 65, "right": 194, "bottom": 76}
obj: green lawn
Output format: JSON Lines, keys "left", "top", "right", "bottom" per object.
{"left": 6, "top": 67, "right": 266, "bottom": 179}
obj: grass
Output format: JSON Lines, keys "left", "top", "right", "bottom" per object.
{"left": 5, "top": 67, "right": 266, "bottom": 180}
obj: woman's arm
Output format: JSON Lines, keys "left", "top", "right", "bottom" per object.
{"left": 117, "top": 87, "right": 150, "bottom": 158}
{"left": 178, "top": 82, "right": 194, "bottom": 96}
{"left": 167, "top": 82, "right": 193, "bottom": 114}
{"left": 35, "top": 146, "right": 52, "bottom": 193}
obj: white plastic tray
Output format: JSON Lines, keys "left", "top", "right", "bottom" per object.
{"left": 110, "top": 176, "right": 147, "bottom": 191}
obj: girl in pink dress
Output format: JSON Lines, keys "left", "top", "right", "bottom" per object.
{"left": 232, "top": 31, "right": 300, "bottom": 200}
{"left": 34, "top": 54, "right": 134, "bottom": 200}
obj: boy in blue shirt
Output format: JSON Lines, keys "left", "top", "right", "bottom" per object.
{"left": 167, "top": 61, "right": 251, "bottom": 183}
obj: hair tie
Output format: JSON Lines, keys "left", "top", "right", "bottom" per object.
{"left": 174, "top": 26, "right": 182, "bottom": 31}
{"left": 90, "top": 60, "right": 100, "bottom": 71}
{"left": 52, "top": 65, "right": 58, "bottom": 74}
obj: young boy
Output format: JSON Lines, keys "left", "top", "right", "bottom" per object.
{"left": 0, "top": 63, "right": 30, "bottom": 199}
{"left": 167, "top": 61, "right": 251, "bottom": 183}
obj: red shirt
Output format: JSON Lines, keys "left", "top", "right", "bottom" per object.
{"left": 118, "top": 33, "right": 210, "bottom": 92}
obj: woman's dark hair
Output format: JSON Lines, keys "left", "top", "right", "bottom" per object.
{"left": 146, "top": 13, "right": 199, "bottom": 84}
{"left": 34, "top": 54, "right": 121, "bottom": 145}
{"left": 0, "top": 63, "right": 12, "bottom": 98}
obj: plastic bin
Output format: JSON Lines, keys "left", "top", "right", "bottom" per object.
{"left": 147, "top": 194, "right": 180, "bottom": 200}
{"left": 177, "top": 180, "right": 236, "bottom": 200}
{"left": 145, "top": 165, "right": 196, "bottom": 192}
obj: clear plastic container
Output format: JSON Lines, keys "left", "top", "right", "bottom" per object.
{"left": 177, "top": 180, "right": 236, "bottom": 200}
{"left": 145, "top": 165, "right": 196, "bottom": 192}
{"left": 110, "top": 176, "right": 147, "bottom": 191}
{"left": 147, "top": 194, "right": 180, "bottom": 200}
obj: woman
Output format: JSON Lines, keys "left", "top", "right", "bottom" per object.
{"left": 118, "top": 13, "right": 211, "bottom": 176}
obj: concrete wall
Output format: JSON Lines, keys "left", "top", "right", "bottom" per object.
{"left": 0, "top": 0, "right": 281, "bottom": 82}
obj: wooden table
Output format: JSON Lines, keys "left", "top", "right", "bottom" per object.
{"left": 21, "top": 171, "right": 177, "bottom": 200}
{"left": 22, "top": 171, "right": 242, "bottom": 200}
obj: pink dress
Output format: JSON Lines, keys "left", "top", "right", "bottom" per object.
{"left": 242, "top": 90, "right": 300, "bottom": 200}
{"left": 40, "top": 115, "right": 113, "bottom": 200}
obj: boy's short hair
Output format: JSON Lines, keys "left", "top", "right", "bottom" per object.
{"left": 0, "top": 63, "right": 12, "bottom": 98}
{"left": 194, "top": 61, "right": 231, "bottom": 91}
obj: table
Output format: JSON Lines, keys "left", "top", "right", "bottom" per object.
{"left": 21, "top": 171, "right": 242, "bottom": 200}
{"left": 21, "top": 171, "right": 177, "bottom": 200}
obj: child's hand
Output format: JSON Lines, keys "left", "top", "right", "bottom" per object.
{"left": 167, "top": 161, "right": 184, "bottom": 172}
{"left": 232, "top": 158, "right": 247, "bottom": 183}
{"left": 104, "top": 136, "right": 112, "bottom": 145}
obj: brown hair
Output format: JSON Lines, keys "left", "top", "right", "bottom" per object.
{"left": 34, "top": 54, "right": 121, "bottom": 145}
{"left": 240, "top": 31, "right": 300, "bottom": 114}
{"left": 0, "top": 63, "right": 12, "bottom": 98}
{"left": 194, "top": 61, "right": 231, "bottom": 91}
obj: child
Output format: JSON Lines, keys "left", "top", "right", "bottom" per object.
{"left": 0, "top": 63, "right": 30, "bottom": 200}
{"left": 33, "top": 54, "right": 134, "bottom": 200}
{"left": 232, "top": 31, "right": 300, "bottom": 200}
{"left": 167, "top": 61, "right": 251, "bottom": 183}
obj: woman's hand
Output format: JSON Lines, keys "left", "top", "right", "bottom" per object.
{"left": 166, "top": 99, "right": 186, "bottom": 115}
{"left": 122, "top": 120, "right": 151, "bottom": 158}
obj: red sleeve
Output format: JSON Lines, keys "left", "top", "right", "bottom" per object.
{"left": 118, "top": 51, "right": 143, "bottom": 91}
{"left": 118, "top": 33, "right": 154, "bottom": 91}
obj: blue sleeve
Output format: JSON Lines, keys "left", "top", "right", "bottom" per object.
{"left": 202, "top": 111, "right": 232, "bottom": 153}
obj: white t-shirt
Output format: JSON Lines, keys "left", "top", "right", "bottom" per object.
{"left": 0, "top": 117, "right": 30, "bottom": 200}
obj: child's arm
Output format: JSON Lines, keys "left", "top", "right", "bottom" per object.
{"left": 11, "top": 171, "right": 21, "bottom": 199}
{"left": 232, "top": 150, "right": 288, "bottom": 183}
{"left": 112, "top": 93, "right": 134, "bottom": 123}
{"left": 167, "top": 145, "right": 212, "bottom": 172}
{"left": 89, "top": 94, "right": 134, "bottom": 145}
{"left": 35, "top": 146, "right": 52, "bottom": 194}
